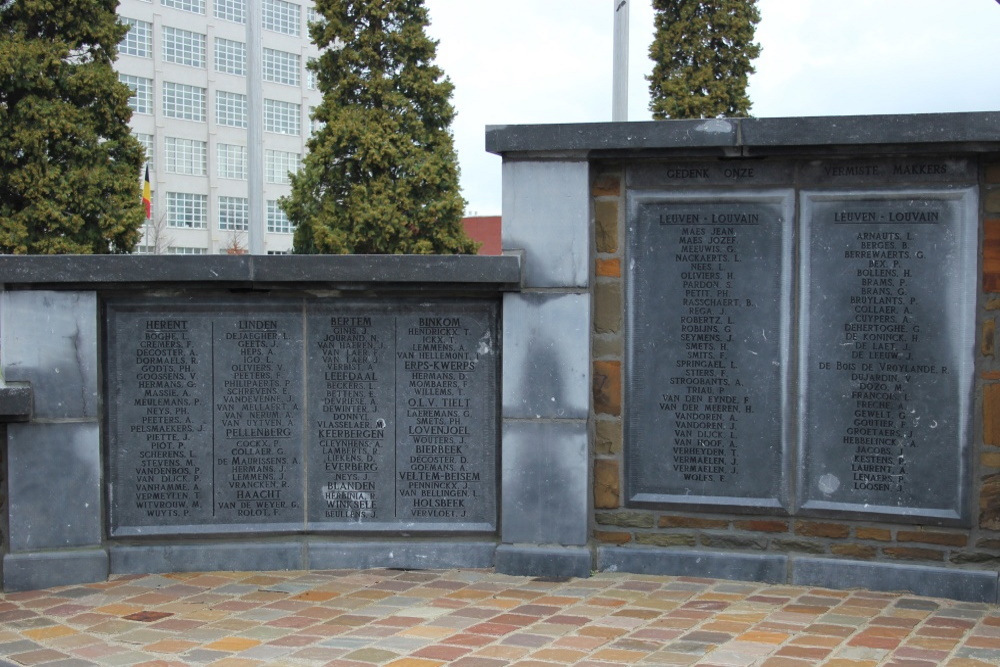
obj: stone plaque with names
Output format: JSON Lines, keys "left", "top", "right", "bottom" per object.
{"left": 305, "top": 303, "right": 496, "bottom": 530}
{"left": 626, "top": 191, "right": 793, "bottom": 511}
{"left": 106, "top": 298, "right": 497, "bottom": 536}
{"left": 799, "top": 189, "right": 976, "bottom": 523}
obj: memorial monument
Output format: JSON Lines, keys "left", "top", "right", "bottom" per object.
{"left": 2, "top": 111, "right": 999, "bottom": 603}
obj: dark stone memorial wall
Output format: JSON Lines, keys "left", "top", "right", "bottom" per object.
{"left": 800, "top": 188, "right": 977, "bottom": 522}
{"left": 626, "top": 189, "right": 793, "bottom": 511}
{"left": 625, "top": 158, "right": 977, "bottom": 525}
{"left": 107, "top": 297, "right": 498, "bottom": 536}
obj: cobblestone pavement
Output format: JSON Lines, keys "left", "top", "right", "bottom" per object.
{"left": 0, "top": 569, "right": 998, "bottom": 666}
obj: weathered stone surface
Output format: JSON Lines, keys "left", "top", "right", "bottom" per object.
{"left": 987, "top": 188, "right": 1000, "bottom": 214}
{"left": 794, "top": 521, "right": 850, "bottom": 539}
{"left": 772, "top": 539, "right": 826, "bottom": 555}
{"left": 831, "top": 544, "right": 876, "bottom": 559}
{"left": 985, "top": 385, "right": 1000, "bottom": 447}
{"left": 595, "top": 200, "right": 619, "bottom": 254}
{"left": 979, "top": 473, "right": 1000, "bottom": 530}
{"left": 701, "top": 535, "right": 768, "bottom": 551}
{"left": 593, "top": 360, "right": 622, "bottom": 417}
{"left": 659, "top": 516, "right": 729, "bottom": 530}
{"left": 985, "top": 219, "right": 1000, "bottom": 292}
{"left": 595, "top": 419, "right": 622, "bottom": 456}
{"left": 502, "top": 421, "right": 588, "bottom": 546}
{"left": 595, "top": 511, "right": 655, "bottom": 528}
{"left": 635, "top": 533, "right": 697, "bottom": 547}
{"left": 594, "top": 530, "right": 631, "bottom": 545}
{"left": 856, "top": 527, "right": 892, "bottom": 542}
{"left": 595, "top": 258, "right": 621, "bottom": 278}
{"left": 883, "top": 547, "right": 947, "bottom": 561}
{"left": 592, "top": 171, "right": 622, "bottom": 197}
{"left": 734, "top": 520, "right": 788, "bottom": 534}
{"left": 593, "top": 281, "right": 622, "bottom": 334}
{"left": 897, "top": 530, "right": 968, "bottom": 547}
{"left": 950, "top": 552, "right": 1000, "bottom": 565}
{"left": 594, "top": 459, "right": 620, "bottom": 509}
{"left": 592, "top": 334, "right": 623, "bottom": 360}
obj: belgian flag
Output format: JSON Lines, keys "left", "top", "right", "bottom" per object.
{"left": 142, "top": 166, "right": 152, "bottom": 219}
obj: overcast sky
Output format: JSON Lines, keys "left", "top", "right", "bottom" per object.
{"left": 422, "top": 0, "right": 1000, "bottom": 216}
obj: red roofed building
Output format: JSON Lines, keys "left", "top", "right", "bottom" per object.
{"left": 461, "top": 216, "right": 502, "bottom": 255}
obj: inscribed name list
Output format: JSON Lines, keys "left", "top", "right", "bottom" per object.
{"left": 800, "top": 191, "right": 975, "bottom": 522}
{"left": 626, "top": 193, "right": 792, "bottom": 510}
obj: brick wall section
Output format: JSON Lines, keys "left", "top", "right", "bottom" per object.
{"left": 592, "top": 168, "right": 625, "bottom": 522}
{"left": 589, "top": 159, "right": 1000, "bottom": 568}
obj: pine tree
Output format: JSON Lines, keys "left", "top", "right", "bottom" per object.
{"left": 285, "top": 0, "right": 477, "bottom": 255}
{"left": 648, "top": 0, "right": 762, "bottom": 120}
{"left": 0, "top": 0, "right": 146, "bottom": 254}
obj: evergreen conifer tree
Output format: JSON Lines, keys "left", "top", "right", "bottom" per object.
{"left": 285, "top": 0, "right": 477, "bottom": 254}
{"left": 648, "top": 0, "right": 762, "bottom": 120}
{"left": 0, "top": 0, "right": 146, "bottom": 253}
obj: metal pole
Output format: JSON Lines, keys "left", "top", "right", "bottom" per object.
{"left": 246, "top": 0, "right": 265, "bottom": 255}
{"left": 612, "top": 0, "right": 629, "bottom": 122}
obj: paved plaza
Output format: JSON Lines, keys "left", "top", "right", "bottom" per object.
{"left": 0, "top": 568, "right": 998, "bottom": 666}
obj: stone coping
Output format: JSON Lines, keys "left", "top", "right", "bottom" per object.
{"left": 486, "top": 111, "right": 1000, "bottom": 156}
{"left": 0, "top": 254, "right": 522, "bottom": 291}
{"left": 0, "top": 384, "right": 31, "bottom": 421}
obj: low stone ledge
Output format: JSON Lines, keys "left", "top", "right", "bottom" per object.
{"left": 0, "top": 384, "right": 31, "bottom": 421}
{"left": 0, "top": 254, "right": 522, "bottom": 292}
{"left": 486, "top": 112, "right": 1000, "bottom": 157}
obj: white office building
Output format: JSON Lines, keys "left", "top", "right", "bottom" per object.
{"left": 116, "top": 0, "right": 322, "bottom": 254}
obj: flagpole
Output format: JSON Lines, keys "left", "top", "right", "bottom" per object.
{"left": 247, "top": 0, "right": 265, "bottom": 255}
{"left": 613, "top": 0, "right": 629, "bottom": 122}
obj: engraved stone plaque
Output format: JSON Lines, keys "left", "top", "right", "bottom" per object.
{"left": 107, "top": 298, "right": 498, "bottom": 536}
{"left": 306, "top": 302, "right": 497, "bottom": 531}
{"left": 626, "top": 191, "right": 793, "bottom": 511}
{"left": 799, "top": 189, "right": 976, "bottom": 523}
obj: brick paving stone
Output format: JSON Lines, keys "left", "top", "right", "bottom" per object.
{"left": 470, "top": 645, "right": 531, "bottom": 660}
{"left": 9, "top": 648, "right": 72, "bottom": 664}
{"left": 449, "top": 658, "right": 508, "bottom": 667}
{"left": 384, "top": 659, "right": 445, "bottom": 667}
{"left": 413, "top": 644, "right": 473, "bottom": 660}
{"left": 500, "top": 633, "right": 552, "bottom": 648}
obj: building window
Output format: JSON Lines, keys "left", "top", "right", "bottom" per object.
{"left": 163, "top": 26, "right": 206, "bottom": 68}
{"left": 120, "top": 18, "right": 152, "bottom": 58}
{"left": 264, "top": 98, "right": 299, "bottom": 135}
{"left": 214, "top": 37, "right": 246, "bottom": 76}
{"left": 135, "top": 133, "right": 154, "bottom": 169}
{"left": 168, "top": 246, "right": 208, "bottom": 254}
{"left": 167, "top": 192, "right": 207, "bottom": 229}
{"left": 214, "top": 0, "right": 245, "bottom": 23}
{"left": 267, "top": 249, "right": 291, "bottom": 255}
{"left": 217, "top": 143, "right": 247, "bottom": 180}
{"left": 163, "top": 82, "right": 206, "bottom": 121}
{"left": 263, "top": 48, "right": 300, "bottom": 86}
{"left": 265, "top": 149, "right": 300, "bottom": 184}
{"left": 218, "top": 196, "right": 249, "bottom": 231}
{"left": 165, "top": 137, "right": 207, "bottom": 175}
{"left": 262, "top": 0, "right": 299, "bottom": 36}
{"left": 216, "top": 90, "right": 247, "bottom": 128}
{"left": 267, "top": 200, "right": 294, "bottom": 233}
{"left": 120, "top": 74, "right": 153, "bottom": 115}
{"left": 306, "top": 66, "right": 317, "bottom": 90}
{"left": 161, "top": 0, "right": 205, "bottom": 14}
{"left": 309, "top": 105, "right": 324, "bottom": 133}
